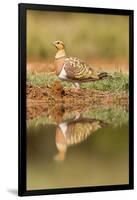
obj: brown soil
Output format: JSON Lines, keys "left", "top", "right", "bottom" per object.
{"left": 27, "top": 81, "right": 128, "bottom": 120}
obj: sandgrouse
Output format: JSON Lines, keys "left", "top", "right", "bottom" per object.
{"left": 54, "top": 115, "right": 107, "bottom": 161}
{"left": 52, "top": 40, "right": 110, "bottom": 88}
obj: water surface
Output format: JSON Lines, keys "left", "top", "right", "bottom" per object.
{"left": 27, "top": 106, "right": 129, "bottom": 190}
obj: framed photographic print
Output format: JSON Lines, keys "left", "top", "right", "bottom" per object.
{"left": 18, "top": 3, "right": 134, "bottom": 196}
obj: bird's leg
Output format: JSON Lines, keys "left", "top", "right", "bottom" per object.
{"left": 71, "top": 82, "right": 81, "bottom": 93}
{"left": 73, "top": 82, "right": 80, "bottom": 89}
{"left": 74, "top": 111, "right": 81, "bottom": 120}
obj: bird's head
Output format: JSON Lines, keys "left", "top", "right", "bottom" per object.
{"left": 52, "top": 40, "right": 65, "bottom": 50}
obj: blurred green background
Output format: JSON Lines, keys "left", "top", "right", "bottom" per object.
{"left": 27, "top": 11, "right": 129, "bottom": 61}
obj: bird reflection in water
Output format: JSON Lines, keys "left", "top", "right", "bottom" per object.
{"left": 52, "top": 105, "right": 107, "bottom": 161}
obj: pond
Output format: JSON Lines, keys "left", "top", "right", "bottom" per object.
{"left": 27, "top": 105, "right": 129, "bottom": 190}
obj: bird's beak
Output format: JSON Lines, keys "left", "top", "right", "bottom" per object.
{"left": 52, "top": 41, "right": 56, "bottom": 47}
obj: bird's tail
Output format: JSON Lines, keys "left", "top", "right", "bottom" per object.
{"left": 98, "top": 72, "right": 112, "bottom": 80}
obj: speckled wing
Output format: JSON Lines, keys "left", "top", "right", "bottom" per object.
{"left": 64, "top": 57, "right": 99, "bottom": 81}
{"left": 66, "top": 119, "right": 106, "bottom": 146}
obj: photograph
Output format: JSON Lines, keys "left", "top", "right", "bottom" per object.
{"left": 19, "top": 3, "right": 133, "bottom": 196}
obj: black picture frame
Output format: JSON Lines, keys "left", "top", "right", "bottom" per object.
{"left": 18, "top": 3, "right": 134, "bottom": 196}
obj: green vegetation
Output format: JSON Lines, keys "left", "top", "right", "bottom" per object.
{"left": 84, "top": 107, "right": 128, "bottom": 127}
{"left": 81, "top": 72, "right": 128, "bottom": 91}
{"left": 27, "top": 72, "right": 129, "bottom": 92}
{"left": 27, "top": 106, "right": 128, "bottom": 129}
{"left": 27, "top": 11, "right": 129, "bottom": 60}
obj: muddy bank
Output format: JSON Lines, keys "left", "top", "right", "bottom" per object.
{"left": 27, "top": 82, "right": 128, "bottom": 120}
{"left": 27, "top": 83, "right": 128, "bottom": 105}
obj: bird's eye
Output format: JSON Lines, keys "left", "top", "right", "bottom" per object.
{"left": 57, "top": 42, "right": 60, "bottom": 44}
